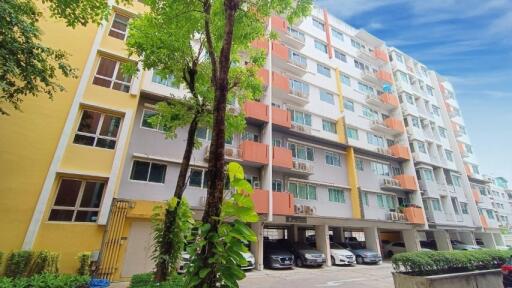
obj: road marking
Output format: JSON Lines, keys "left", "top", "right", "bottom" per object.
{"left": 315, "top": 278, "right": 367, "bottom": 287}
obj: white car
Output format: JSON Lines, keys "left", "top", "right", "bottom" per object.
{"left": 178, "top": 251, "right": 255, "bottom": 273}
{"left": 451, "top": 240, "right": 481, "bottom": 250}
{"left": 384, "top": 242, "right": 431, "bottom": 257}
{"left": 329, "top": 242, "right": 356, "bottom": 265}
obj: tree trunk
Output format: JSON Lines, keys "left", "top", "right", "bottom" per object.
{"left": 200, "top": 0, "right": 239, "bottom": 286}
{"left": 154, "top": 115, "right": 199, "bottom": 282}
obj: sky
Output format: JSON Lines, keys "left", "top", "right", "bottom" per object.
{"left": 316, "top": 0, "right": 512, "bottom": 182}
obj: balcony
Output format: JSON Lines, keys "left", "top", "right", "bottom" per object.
{"left": 251, "top": 39, "right": 268, "bottom": 51}
{"left": 204, "top": 144, "right": 240, "bottom": 161}
{"left": 290, "top": 122, "right": 312, "bottom": 135}
{"left": 480, "top": 214, "right": 489, "bottom": 229}
{"left": 257, "top": 68, "right": 269, "bottom": 86}
{"left": 379, "top": 93, "right": 399, "bottom": 110}
{"left": 291, "top": 159, "right": 314, "bottom": 175}
{"left": 380, "top": 177, "right": 401, "bottom": 190}
{"left": 404, "top": 207, "right": 426, "bottom": 224}
{"left": 270, "top": 16, "right": 305, "bottom": 49}
{"left": 386, "top": 211, "right": 407, "bottom": 222}
{"left": 473, "top": 189, "right": 481, "bottom": 202}
{"left": 358, "top": 48, "right": 389, "bottom": 65}
{"left": 389, "top": 144, "right": 410, "bottom": 160}
{"left": 361, "top": 69, "right": 392, "bottom": 85}
{"left": 272, "top": 146, "right": 292, "bottom": 169}
{"left": 239, "top": 140, "right": 268, "bottom": 165}
{"left": 243, "top": 101, "right": 269, "bottom": 123}
{"left": 252, "top": 189, "right": 295, "bottom": 216}
{"left": 371, "top": 118, "right": 404, "bottom": 135}
{"left": 464, "top": 163, "right": 473, "bottom": 177}
{"left": 288, "top": 82, "right": 309, "bottom": 104}
{"left": 393, "top": 175, "right": 417, "bottom": 191}
{"left": 271, "top": 106, "right": 291, "bottom": 128}
{"left": 272, "top": 71, "right": 289, "bottom": 99}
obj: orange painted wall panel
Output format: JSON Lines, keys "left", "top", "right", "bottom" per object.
{"left": 271, "top": 15, "right": 287, "bottom": 33}
{"left": 272, "top": 107, "right": 291, "bottom": 128}
{"left": 389, "top": 144, "right": 410, "bottom": 160}
{"left": 272, "top": 71, "right": 289, "bottom": 91}
{"left": 404, "top": 207, "right": 425, "bottom": 224}
{"left": 240, "top": 140, "right": 268, "bottom": 164}
{"left": 273, "top": 146, "right": 293, "bottom": 169}
{"left": 272, "top": 41, "right": 288, "bottom": 61}
{"left": 243, "top": 101, "right": 269, "bottom": 122}
{"left": 394, "top": 175, "right": 417, "bottom": 191}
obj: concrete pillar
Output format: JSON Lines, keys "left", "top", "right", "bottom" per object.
{"left": 460, "top": 231, "right": 476, "bottom": 245}
{"left": 251, "top": 222, "right": 264, "bottom": 271}
{"left": 494, "top": 233, "right": 505, "bottom": 246}
{"left": 332, "top": 227, "right": 344, "bottom": 243}
{"left": 402, "top": 229, "right": 421, "bottom": 252}
{"left": 364, "top": 227, "right": 381, "bottom": 255}
{"left": 297, "top": 227, "right": 305, "bottom": 243}
{"left": 433, "top": 230, "right": 452, "bottom": 251}
{"left": 480, "top": 232, "right": 497, "bottom": 249}
{"left": 287, "top": 225, "right": 296, "bottom": 242}
{"left": 315, "top": 224, "right": 331, "bottom": 266}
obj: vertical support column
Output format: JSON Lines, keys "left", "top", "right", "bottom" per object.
{"left": 460, "top": 231, "right": 476, "bottom": 245}
{"left": 402, "top": 229, "right": 421, "bottom": 252}
{"left": 334, "top": 68, "right": 346, "bottom": 144}
{"left": 332, "top": 227, "right": 344, "bottom": 243}
{"left": 322, "top": 9, "right": 333, "bottom": 59}
{"left": 315, "top": 224, "right": 331, "bottom": 266}
{"left": 479, "top": 232, "right": 497, "bottom": 249}
{"left": 297, "top": 226, "right": 305, "bottom": 243}
{"left": 251, "top": 222, "right": 264, "bottom": 271}
{"left": 433, "top": 230, "right": 453, "bottom": 251}
{"left": 263, "top": 17, "right": 273, "bottom": 222}
{"left": 494, "top": 233, "right": 505, "bottom": 247}
{"left": 346, "top": 147, "right": 361, "bottom": 219}
{"left": 364, "top": 227, "right": 381, "bottom": 256}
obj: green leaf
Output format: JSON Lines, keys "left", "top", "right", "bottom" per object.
{"left": 227, "top": 162, "right": 244, "bottom": 182}
{"left": 199, "top": 267, "right": 211, "bottom": 278}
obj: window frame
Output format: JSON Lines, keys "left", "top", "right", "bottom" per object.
{"left": 92, "top": 57, "right": 132, "bottom": 92}
{"left": 73, "top": 109, "right": 122, "bottom": 150}
{"left": 108, "top": 13, "right": 130, "bottom": 41}
{"left": 322, "top": 119, "right": 337, "bottom": 134}
{"left": 325, "top": 151, "right": 341, "bottom": 167}
{"left": 328, "top": 188, "right": 345, "bottom": 203}
{"left": 129, "top": 159, "right": 167, "bottom": 184}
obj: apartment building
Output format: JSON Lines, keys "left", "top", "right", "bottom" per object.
{"left": 0, "top": 3, "right": 507, "bottom": 281}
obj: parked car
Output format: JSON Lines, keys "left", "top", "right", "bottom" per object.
{"left": 383, "top": 242, "right": 431, "bottom": 257}
{"left": 263, "top": 241, "right": 294, "bottom": 269}
{"left": 329, "top": 242, "right": 356, "bottom": 265}
{"left": 339, "top": 242, "right": 382, "bottom": 264}
{"left": 502, "top": 257, "right": 512, "bottom": 288}
{"left": 420, "top": 240, "right": 437, "bottom": 250}
{"left": 277, "top": 239, "right": 326, "bottom": 267}
{"left": 450, "top": 240, "right": 481, "bottom": 250}
{"left": 475, "top": 238, "right": 485, "bottom": 247}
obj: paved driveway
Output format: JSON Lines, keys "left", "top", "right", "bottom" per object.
{"left": 239, "top": 262, "right": 394, "bottom": 288}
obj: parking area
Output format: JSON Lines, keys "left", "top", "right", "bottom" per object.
{"left": 240, "top": 261, "right": 394, "bottom": 288}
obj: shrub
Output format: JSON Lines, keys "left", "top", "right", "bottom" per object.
{"left": 27, "top": 251, "right": 59, "bottom": 276}
{"left": 76, "top": 252, "right": 91, "bottom": 276}
{"left": 0, "top": 273, "right": 89, "bottom": 288}
{"left": 4, "top": 251, "right": 33, "bottom": 278}
{"left": 129, "top": 273, "right": 184, "bottom": 288}
{"left": 392, "top": 249, "right": 512, "bottom": 276}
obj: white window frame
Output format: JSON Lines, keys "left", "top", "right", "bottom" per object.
{"left": 74, "top": 110, "right": 122, "bottom": 149}
{"left": 93, "top": 57, "right": 132, "bottom": 91}
{"left": 325, "top": 151, "right": 341, "bottom": 167}
{"left": 109, "top": 13, "right": 130, "bottom": 41}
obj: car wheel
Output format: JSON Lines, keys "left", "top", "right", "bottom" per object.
{"left": 356, "top": 256, "right": 363, "bottom": 264}
{"left": 387, "top": 251, "right": 394, "bottom": 258}
{"left": 331, "top": 256, "right": 336, "bottom": 265}
{"left": 296, "top": 257, "right": 303, "bottom": 267}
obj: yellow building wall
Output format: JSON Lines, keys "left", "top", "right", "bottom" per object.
{"left": 0, "top": 2, "right": 98, "bottom": 254}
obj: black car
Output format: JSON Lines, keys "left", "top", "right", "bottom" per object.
{"left": 277, "top": 239, "right": 326, "bottom": 267}
{"left": 263, "top": 241, "right": 294, "bottom": 269}
{"left": 420, "top": 240, "right": 437, "bottom": 250}
{"left": 503, "top": 257, "right": 512, "bottom": 288}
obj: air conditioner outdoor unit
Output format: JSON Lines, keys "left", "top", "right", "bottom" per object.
{"left": 225, "top": 148, "right": 234, "bottom": 157}
{"left": 389, "top": 212, "right": 399, "bottom": 221}
{"left": 299, "top": 162, "right": 307, "bottom": 171}
{"left": 294, "top": 204, "right": 304, "bottom": 214}
{"left": 292, "top": 160, "right": 299, "bottom": 169}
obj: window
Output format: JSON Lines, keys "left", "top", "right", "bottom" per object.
{"left": 317, "top": 63, "right": 331, "bottom": 77}
{"left": 343, "top": 99, "right": 354, "bottom": 111}
{"left": 354, "top": 59, "right": 366, "bottom": 71}
{"left": 108, "top": 13, "right": 129, "bottom": 40}
{"left": 460, "top": 203, "right": 469, "bottom": 214}
{"left": 417, "top": 141, "right": 427, "bottom": 154}
{"left": 394, "top": 52, "right": 403, "bottom": 63}
{"left": 130, "top": 160, "right": 167, "bottom": 183}
{"left": 322, "top": 119, "right": 337, "bottom": 134}
{"left": 242, "top": 131, "right": 260, "bottom": 142}
{"left": 328, "top": 188, "right": 345, "bottom": 203}
{"left": 331, "top": 29, "right": 344, "bottom": 41}
{"left": 367, "top": 132, "right": 385, "bottom": 147}
{"left": 320, "top": 90, "right": 335, "bottom": 104}
{"left": 196, "top": 127, "right": 212, "bottom": 140}
{"left": 356, "top": 158, "right": 364, "bottom": 171}
{"left": 362, "top": 106, "right": 378, "bottom": 120}
{"left": 351, "top": 39, "right": 361, "bottom": 49}
{"left": 432, "top": 199, "right": 442, "bottom": 211}
{"left": 486, "top": 209, "right": 495, "bottom": 219}
{"left": 377, "top": 194, "right": 385, "bottom": 208}
{"left": 396, "top": 71, "right": 408, "bottom": 83}
{"left": 314, "top": 40, "right": 328, "bottom": 53}
{"left": 347, "top": 127, "right": 359, "bottom": 140}
{"left": 423, "top": 169, "right": 434, "bottom": 181}
{"left": 152, "top": 71, "right": 178, "bottom": 88}
{"left": 288, "top": 182, "right": 316, "bottom": 200}
{"left": 405, "top": 93, "right": 415, "bottom": 105}
{"left": 92, "top": 57, "right": 132, "bottom": 92}
{"left": 465, "top": 144, "right": 473, "bottom": 154}
{"left": 444, "top": 149, "right": 453, "bottom": 162}
{"left": 362, "top": 191, "right": 369, "bottom": 206}
{"left": 312, "top": 18, "right": 325, "bottom": 30}
{"left": 288, "top": 143, "right": 314, "bottom": 161}
{"left": 370, "top": 161, "right": 390, "bottom": 176}
{"left": 73, "top": 110, "right": 121, "bottom": 150}
{"left": 289, "top": 109, "right": 312, "bottom": 126}
{"left": 411, "top": 116, "right": 420, "bottom": 128}
{"left": 189, "top": 169, "right": 208, "bottom": 188}
{"left": 426, "top": 85, "right": 434, "bottom": 96}
{"left": 141, "top": 109, "right": 164, "bottom": 131}
{"left": 48, "top": 179, "right": 105, "bottom": 223}
{"left": 439, "top": 127, "right": 447, "bottom": 138}
{"left": 385, "top": 195, "right": 396, "bottom": 209}
{"left": 452, "top": 175, "right": 462, "bottom": 187}
{"left": 289, "top": 79, "right": 309, "bottom": 97}
{"left": 272, "top": 179, "right": 283, "bottom": 192}
{"left": 432, "top": 105, "right": 441, "bottom": 116}
{"left": 341, "top": 74, "right": 351, "bottom": 86}
{"left": 479, "top": 186, "right": 487, "bottom": 196}
{"left": 287, "top": 27, "right": 305, "bottom": 42}
{"left": 334, "top": 49, "right": 346, "bottom": 62}
{"left": 325, "top": 151, "right": 341, "bottom": 166}
{"left": 272, "top": 138, "right": 282, "bottom": 147}
{"left": 472, "top": 165, "right": 480, "bottom": 175}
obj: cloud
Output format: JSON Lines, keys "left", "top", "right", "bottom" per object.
{"left": 315, "top": 0, "right": 406, "bottom": 19}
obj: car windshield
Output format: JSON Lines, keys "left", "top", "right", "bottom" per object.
{"left": 348, "top": 242, "right": 365, "bottom": 249}
{"left": 295, "top": 243, "right": 314, "bottom": 250}
{"left": 330, "top": 243, "right": 344, "bottom": 249}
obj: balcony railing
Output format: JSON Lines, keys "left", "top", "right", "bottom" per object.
{"left": 393, "top": 174, "right": 417, "bottom": 191}
{"left": 243, "top": 101, "right": 269, "bottom": 123}
{"left": 290, "top": 122, "right": 312, "bottom": 135}
{"left": 205, "top": 144, "right": 240, "bottom": 161}
{"left": 380, "top": 177, "right": 401, "bottom": 189}
{"left": 271, "top": 106, "right": 291, "bottom": 128}
{"left": 389, "top": 144, "right": 410, "bottom": 160}
{"left": 272, "top": 146, "right": 292, "bottom": 169}
{"left": 404, "top": 207, "right": 426, "bottom": 224}
{"left": 291, "top": 159, "right": 314, "bottom": 174}
{"left": 386, "top": 211, "right": 407, "bottom": 222}
{"left": 252, "top": 189, "right": 295, "bottom": 216}
{"left": 239, "top": 140, "right": 269, "bottom": 165}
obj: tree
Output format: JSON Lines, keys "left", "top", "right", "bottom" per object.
{"left": 125, "top": 1, "right": 263, "bottom": 281}
{"left": 192, "top": 1, "right": 311, "bottom": 286}
{"left": 0, "top": 0, "right": 77, "bottom": 115}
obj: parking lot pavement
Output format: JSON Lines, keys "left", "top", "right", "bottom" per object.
{"left": 239, "top": 261, "right": 394, "bottom": 288}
